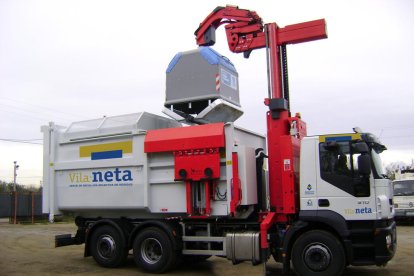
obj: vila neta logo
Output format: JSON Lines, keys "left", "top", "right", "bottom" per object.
{"left": 69, "top": 168, "right": 133, "bottom": 183}
{"left": 345, "top": 207, "right": 373, "bottom": 215}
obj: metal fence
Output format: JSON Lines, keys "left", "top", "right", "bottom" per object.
{"left": 0, "top": 193, "right": 12, "bottom": 218}
{"left": 0, "top": 192, "right": 44, "bottom": 223}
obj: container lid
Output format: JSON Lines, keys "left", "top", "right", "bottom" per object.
{"left": 195, "top": 99, "right": 243, "bottom": 123}
{"left": 63, "top": 112, "right": 181, "bottom": 141}
{"left": 166, "top": 47, "right": 237, "bottom": 73}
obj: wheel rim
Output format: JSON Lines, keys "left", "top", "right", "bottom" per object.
{"left": 141, "top": 238, "right": 163, "bottom": 264}
{"left": 97, "top": 235, "right": 116, "bottom": 260}
{"left": 303, "top": 243, "right": 332, "bottom": 272}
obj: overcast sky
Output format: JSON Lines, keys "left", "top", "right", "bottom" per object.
{"left": 1, "top": 0, "right": 413, "bottom": 186}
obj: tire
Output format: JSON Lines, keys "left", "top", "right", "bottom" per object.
{"left": 291, "top": 230, "right": 345, "bottom": 276}
{"left": 90, "top": 225, "right": 128, "bottom": 268}
{"left": 133, "top": 227, "right": 177, "bottom": 273}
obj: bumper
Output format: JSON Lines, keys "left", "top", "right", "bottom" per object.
{"left": 374, "top": 220, "right": 397, "bottom": 265}
{"left": 395, "top": 209, "right": 414, "bottom": 220}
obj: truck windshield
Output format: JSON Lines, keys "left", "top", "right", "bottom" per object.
{"left": 393, "top": 180, "right": 414, "bottom": 196}
{"left": 371, "top": 150, "right": 386, "bottom": 178}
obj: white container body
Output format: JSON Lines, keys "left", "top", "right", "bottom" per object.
{"left": 42, "top": 112, "right": 265, "bottom": 219}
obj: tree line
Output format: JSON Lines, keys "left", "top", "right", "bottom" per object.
{"left": 385, "top": 161, "right": 413, "bottom": 180}
{"left": 0, "top": 180, "right": 42, "bottom": 193}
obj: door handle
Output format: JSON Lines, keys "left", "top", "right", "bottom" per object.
{"left": 318, "top": 199, "right": 330, "bottom": 207}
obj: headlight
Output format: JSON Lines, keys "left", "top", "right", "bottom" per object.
{"left": 394, "top": 203, "right": 399, "bottom": 208}
{"left": 386, "top": 234, "right": 392, "bottom": 249}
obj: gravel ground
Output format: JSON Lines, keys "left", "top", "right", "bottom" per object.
{"left": 0, "top": 219, "right": 412, "bottom": 275}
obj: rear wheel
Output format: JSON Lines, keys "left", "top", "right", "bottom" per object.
{"left": 291, "top": 230, "right": 345, "bottom": 276}
{"left": 133, "top": 227, "right": 177, "bottom": 273}
{"left": 90, "top": 225, "right": 128, "bottom": 268}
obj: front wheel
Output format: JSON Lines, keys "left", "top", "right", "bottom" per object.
{"left": 133, "top": 227, "right": 177, "bottom": 273}
{"left": 291, "top": 230, "right": 345, "bottom": 276}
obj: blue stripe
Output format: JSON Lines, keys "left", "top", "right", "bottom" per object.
{"left": 91, "top": 150, "right": 123, "bottom": 160}
{"left": 166, "top": 47, "right": 237, "bottom": 74}
{"left": 199, "top": 47, "right": 237, "bottom": 72}
{"left": 326, "top": 136, "right": 352, "bottom": 142}
{"left": 166, "top": 52, "right": 182, "bottom": 73}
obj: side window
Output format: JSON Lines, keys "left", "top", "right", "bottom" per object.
{"left": 319, "top": 141, "right": 370, "bottom": 197}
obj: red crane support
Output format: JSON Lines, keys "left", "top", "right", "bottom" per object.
{"left": 195, "top": 5, "right": 327, "bottom": 223}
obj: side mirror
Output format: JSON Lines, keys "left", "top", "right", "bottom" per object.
{"left": 358, "top": 154, "right": 371, "bottom": 175}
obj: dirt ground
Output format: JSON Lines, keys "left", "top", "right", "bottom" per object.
{"left": 0, "top": 219, "right": 413, "bottom": 276}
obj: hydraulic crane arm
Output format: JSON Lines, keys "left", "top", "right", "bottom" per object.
{"left": 195, "top": 5, "right": 327, "bottom": 100}
{"left": 195, "top": 5, "right": 265, "bottom": 53}
{"left": 195, "top": 5, "right": 327, "bottom": 54}
{"left": 195, "top": 5, "right": 328, "bottom": 224}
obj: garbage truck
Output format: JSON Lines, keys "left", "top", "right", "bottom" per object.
{"left": 393, "top": 168, "right": 414, "bottom": 220}
{"left": 42, "top": 5, "right": 396, "bottom": 275}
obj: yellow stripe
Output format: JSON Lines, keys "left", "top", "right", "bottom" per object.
{"left": 80, "top": 141, "right": 132, "bottom": 157}
{"left": 319, "top": 133, "right": 361, "bottom": 143}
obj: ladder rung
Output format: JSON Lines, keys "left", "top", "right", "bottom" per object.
{"left": 182, "top": 236, "right": 225, "bottom": 242}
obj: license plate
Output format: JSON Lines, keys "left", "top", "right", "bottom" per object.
{"left": 406, "top": 211, "right": 414, "bottom": 216}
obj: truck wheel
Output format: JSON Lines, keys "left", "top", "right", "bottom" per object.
{"left": 90, "top": 225, "right": 128, "bottom": 268}
{"left": 291, "top": 230, "right": 345, "bottom": 276}
{"left": 133, "top": 227, "right": 177, "bottom": 273}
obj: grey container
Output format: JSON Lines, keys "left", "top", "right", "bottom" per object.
{"left": 165, "top": 47, "right": 241, "bottom": 116}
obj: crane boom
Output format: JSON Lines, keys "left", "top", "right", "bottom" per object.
{"left": 195, "top": 5, "right": 327, "bottom": 99}
{"left": 195, "top": 5, "right": 328, "bottom": 223}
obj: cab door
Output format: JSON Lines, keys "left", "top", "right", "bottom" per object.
{"left": 316, "top": 137, "right": 377, "bottom": 221}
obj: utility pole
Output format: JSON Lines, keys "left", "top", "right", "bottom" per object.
{"left": 13, "top": 161, "right": 19, "bottom": 192}
{"left": 13, "top": 161, "right": 19, "bottom": 224}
